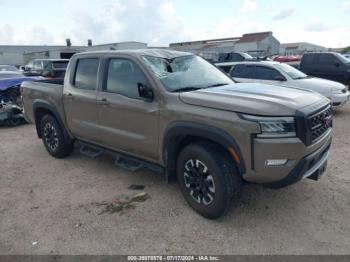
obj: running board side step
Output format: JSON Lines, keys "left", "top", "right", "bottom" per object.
{"left": 114, "top": 155, "right": 144, "bottom": 172}
{"left": 79, "top": 144, "right": 104, "bottom": 158}
{"left": 77, "top": 141, "right": 164, "bottom": 174}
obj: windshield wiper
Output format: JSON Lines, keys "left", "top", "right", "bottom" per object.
{"left": 171, "top": 87, "right": 203, "bottom": 93}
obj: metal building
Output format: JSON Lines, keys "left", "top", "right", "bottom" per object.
{"left": 0, "top": 41, "right": 147, "bottom": 66}
{"left": 169, "top": 31, "right": 280, "bottom": 58}
{"left": 279, "top": 42, "right": 327, "bottom": 55}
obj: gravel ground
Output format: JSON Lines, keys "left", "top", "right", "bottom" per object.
{"left": 0, "top": 104, "right": 350, "bottom": 255}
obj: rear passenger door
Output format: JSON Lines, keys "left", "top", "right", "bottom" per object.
{"left": 300, "top": 54, "right": 316, "bottom": 75}
{"left": 63, "top": 57, "right": 100, "bottom": 142}
{"left": 96, "top": 57, "right": 159, "bottom": 162}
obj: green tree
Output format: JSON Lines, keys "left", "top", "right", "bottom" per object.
{"left": 341, "top": 46, "right": 350, "bottom": 54}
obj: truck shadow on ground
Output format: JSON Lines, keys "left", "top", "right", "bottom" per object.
{"left": 69, "top": 145, "right": 318, "bottom": 223}
{"left": 0, "top": 121, "right": 28, "bottom": 129}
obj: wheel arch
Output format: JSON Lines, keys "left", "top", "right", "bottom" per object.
{"left": 162, "top": 121, "right": 246, "bottom": 183}
{"left": 33, "top": 100, "right": 72, "bottom": 141}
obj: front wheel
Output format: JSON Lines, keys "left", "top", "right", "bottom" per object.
{"left": 40, "top": 114, "right": 73, "bottom": 158}
{"left": 177, "top": 142, "right": 242, "bottom": 219}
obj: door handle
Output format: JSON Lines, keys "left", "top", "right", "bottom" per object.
{"left": 97, "top": 98, "right": 110, "bottom": 106}
{"left": 66, "top": 93, "right": 74, "bottom": 100}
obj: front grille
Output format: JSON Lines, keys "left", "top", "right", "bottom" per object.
{"left": 307, "top": 106, "right": 332, "bottom": 143}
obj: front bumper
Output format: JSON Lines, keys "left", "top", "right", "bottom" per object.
{"left": 331, "top": 91, "right": 350, "bottom": 106}
{"left": 242, "top": 99, "right": 333, "bottom": 186}
{"left": 0, "top": 104, "right": 24, "bottom": 124}
{"left": 263, "top": 136, "right": 331, "bottom": 188}
{"left": 243, "top": 129, "right": 332, "bottom": 184}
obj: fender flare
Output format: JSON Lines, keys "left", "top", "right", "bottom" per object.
{"left": 162, "top": 121, "right": 246, "bottom": 182}
{"left": 32, "top": 100, "right": 73, "bottom": 140}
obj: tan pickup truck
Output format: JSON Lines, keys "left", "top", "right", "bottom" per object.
{"left": 21, "top": 49, "right": 333, "bottom": 219}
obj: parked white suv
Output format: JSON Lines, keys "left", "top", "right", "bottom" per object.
{"left": 216, "top": 61, "right": 350, "bottom": 106}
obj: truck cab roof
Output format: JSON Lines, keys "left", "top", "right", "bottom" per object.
{"left": 75, "top": 49, "right": 192, "bottom": 59}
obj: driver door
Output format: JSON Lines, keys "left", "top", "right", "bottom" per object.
{"left": 96, "top": 57, "right": 160, "bottom": 162}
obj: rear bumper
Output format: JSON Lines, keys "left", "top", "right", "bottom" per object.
{"left": 263, "top": 136, "right": 331, "bottom": 188}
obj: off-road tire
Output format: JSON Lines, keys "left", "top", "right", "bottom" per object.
{"left": 177, "top": 141, "right": 242, "bottom": 219}
{"left": 40, "top": 114, "right": 73, "bottom": 158}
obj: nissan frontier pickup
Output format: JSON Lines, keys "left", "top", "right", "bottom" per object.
{"left": 21, "top": 50, "right": 333, "bottom": 219}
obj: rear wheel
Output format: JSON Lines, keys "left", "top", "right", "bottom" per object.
{"left": 177, "top": 142, "right": 242, "bottom": 219}
{"left": 40, "top": 114, "right": 73, "bottom": 158}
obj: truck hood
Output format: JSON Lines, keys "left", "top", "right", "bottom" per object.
{"left": 179, "top": 83, "right": 327, "bottom": 116}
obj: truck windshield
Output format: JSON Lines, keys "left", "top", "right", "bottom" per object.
{"left": 274, "top": 63, "right": 308, "bottom": 80}
{"left": 335, "top": 53, "right": 350, "bottom": 64}
{"left": 241, "top": 53, "right": 253, "bottom": 59}
{"left": 142, "top": 55, "right": 233, "bottom": 92}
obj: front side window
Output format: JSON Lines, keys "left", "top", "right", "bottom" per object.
{"left": 104, "top": 58, "right": 149, "bottom": 99}
{"left": 74, "top": 58, "right": 99, "bottom": 90}
{"left": 253, "top": 66, "right": 283, "bottom": 80}
{"left": 319, "top": 54, "right": 335, "bottom": 65}
{"left": 230, "top": 64, "right": 254, "bottom": 78}
{"left": 143, "top": 55, "right": 233, "bottom": 92}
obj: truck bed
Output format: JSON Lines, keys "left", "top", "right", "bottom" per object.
{"left": 21, "top": 79, "right": 66, "bottom": 125}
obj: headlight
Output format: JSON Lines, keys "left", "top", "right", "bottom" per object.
{"left": 332, "top": 88, "right": 345, "bottom": 94}
{"left": 240, "top": 114, "right": 296, "bottom": 138}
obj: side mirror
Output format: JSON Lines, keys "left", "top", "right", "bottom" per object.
{"left": 334, "top": 62, "right": 340, "bottom": 67}
{"left": 274, "top": 75, "right": 286, "bottom": 81}
{"left": 138, "top": 83, "right": 154, "bottom": 102}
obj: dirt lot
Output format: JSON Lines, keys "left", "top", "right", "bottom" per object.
{"left": 0, "top": 104, "right": 350, "bottom": 255}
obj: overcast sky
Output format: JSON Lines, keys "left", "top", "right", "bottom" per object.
{"left": 0, "top": 0, "right": 349, "bottom": 48}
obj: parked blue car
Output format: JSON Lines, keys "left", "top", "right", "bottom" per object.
{"left": 0, "top": 70, "right": 41, "bottom": 125}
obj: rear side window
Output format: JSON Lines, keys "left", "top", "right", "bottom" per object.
{"left": 253, "top": 66, "right": 282, "bottom": 80}
{"left": 52, "top": 61, "right": 68, "bottom": 69}
{"left": 302, "top": 54, "right": 314, "bottom": 64}
{"left": 230, "top": 64, "right": 254, "bottom": 78}
{"left": 218, "top": 65, "right": 232, "bottom": 73}
{"left": 104, "top": 58, "right": 149, "bottom": 99}
{"left": 74, "top": 58, "right": 99, "bottom": 90}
